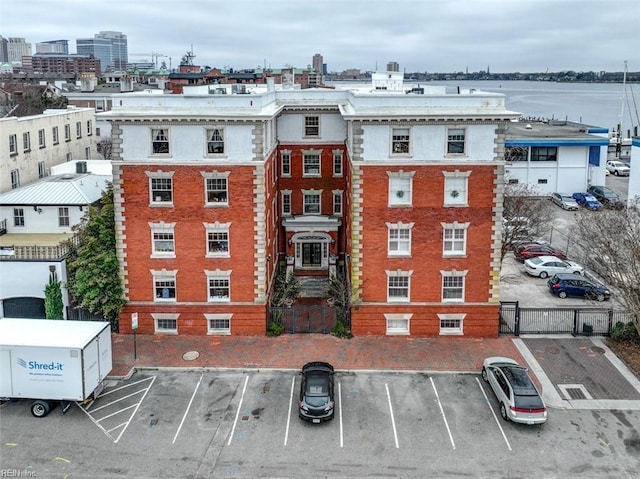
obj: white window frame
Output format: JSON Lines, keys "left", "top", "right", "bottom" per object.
{"left": 441, "top": 270, "right": 468, "bottom": 303}
{"left": 202, "top": 171, "right": 230, "bottom": 206}
{"left": 281, "top": 190, "right": 292, "bottom": 215}
{"left": 206, "top": 269, "right": 231, "bottom": 302}
{"left": 387, "top": 222, "right": 413, "bottom": 257}
{"left": 147, "top": 171, "right": 174, "bottom": 205}
{"left": 446, "top": 127, "right": 466, "bottom": 155}
{"left": 438, "top": 313, "right": 465, "bottom": 335}
{"left": 9, "top": 134, "right": 17, "bottom": 154}
{"left": 38, "top": 129, "right": 46, "bottom": 148}
{"left": 10, "top": 169, "right": 19, "bottom": 189}
{"left": 64, "top": 124, "right": 71, "bottom": 141}
{"left": 443, "top": 170, "right": 470, "bottom": 206}
{"left": 304, "top": 115, "right": 320, "bottom": 137}
{"left": 205, "top": 222, "right": 231, "bottom": 257}
{"left": 76, "top": 121, "right": 82, "bottom": 139}
{"left": 391, "top": 127, "right": 410, "bottom": 155}
{"left": 384, "top": 313, "right": 412, "bottom": 335}
{"left": 333, "top": 150, "right": 343, "bottom": 177}
{"left": 205, "top": 313, "right": 232, "bottom": 335}
{"left": 281, "top": 150, "right": 291, "bottom": 177}
{"left": 85, "top": 147, "right": 91, "bottom": 160}
{"left": 332, "top": 190, "right": 343, "bottom": 216}
{"left": 302, "top": 189, "right": 321, "bottom": 214}
{"left": 386, "top": 270, "right": 412, "bottom": 303}
{"left": 303, "top": 152, "right": 321, "bottom": 177}
{"left": 87, "top": 120, "right": 93, "bottom": 136}
{"left": 388, "top": 170, "right": 414, "bottom": 206}
{"left": 66, "top": 152, "right": 72, "bottom": 162}
{"left": 151, "top": 128, "right": 170, "bottom": 155}
{"left": 23, "top": 132, "right": 30, "bottom": 152}
{"left": 152, "top": 269, "right": 178, "bottom": 302}
{"left": 152, "top": 313, "right": 179, "bottom": 334}
{"left": 150, "top": 221, "right": 176, "bottom": 258}
{"left": 441, "top": 221, "right": 470, "bottom": 256}
{"left": 58, "top": 207, "right": 70, "bottom": 227}
{"left": 205, "top": 127, "right": 225, "bottom": 156}
{"left": 52, "top": 126, "right": 59, "bottom": 145}
{"left": 38, "top": 161, "right": 46, "bottom": 179}
{"left": 13, "top": 208, "right": 25, "bottom": 227}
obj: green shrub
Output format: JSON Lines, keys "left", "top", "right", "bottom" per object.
{"left": 267, "top": 321, "right": 284, "bottom": 337}
{"left": 610, "top": 321, "right": 640, "bottom": 343}
{"left": 332, "top": 320, "right": 353, "bottom": 339}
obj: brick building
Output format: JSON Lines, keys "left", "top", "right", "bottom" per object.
{"left": 102, "top": 72, "right": 519, "bottom": 337}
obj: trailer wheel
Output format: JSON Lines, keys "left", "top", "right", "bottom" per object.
{"left": 31, "top": 400, "right": 51, "bottom": 418}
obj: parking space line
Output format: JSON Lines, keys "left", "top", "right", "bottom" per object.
{"left": 284, "top": 375, "right": 295, "bottom": 446}
{"left": 97, "top": 377, "right": 156, "bottom": 398}
{"left": 338, "top": 381, "right": 344, "bottom": 448}
{"left": 89, "top": 389, "right": 146, "bottom": 412}
{"left": 96, "top": 404, "right": 138, "bottom": 422}
{"left": 172, "top": 372, "right": 203, "bottom": 444}
{"left": 475, "top": 377, "right": 512, "bottom": 451}
{"left": 106, "top": 422, "right": 128, "bottom": 434}
{"left": 227, "top": 375, "right": 249, "bottom": 446}
{"left": 430, "top": 377, "right": 456, "bottom": 450}
{"left": 114, "top": 375, "right": 156, "bottom": 443}
{"left": 385, "top": 383, "right": 399, "bottom": 449}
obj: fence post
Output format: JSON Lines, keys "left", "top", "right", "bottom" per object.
{"left": 607, "top": 310, "right": 614, "bottom": 336}
{"left": 573, "top": 309, "right": 579, "bottom": 336}
{"left": 514, "top": 301, "right": 520, "bottom": 336}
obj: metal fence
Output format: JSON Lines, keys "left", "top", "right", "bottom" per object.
{"left": 268, "top": 305, "right": 346, "bottom": 334}
{"left": 499, "top": 301, "right": 634, "bottom": 336}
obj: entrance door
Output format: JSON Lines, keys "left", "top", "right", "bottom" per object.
{"left": 302, "top": 243, "right": 322, "bottom": 267}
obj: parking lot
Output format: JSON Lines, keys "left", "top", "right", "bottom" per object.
{"left": 2, "top": 370, "right": 639, "bottom": 478}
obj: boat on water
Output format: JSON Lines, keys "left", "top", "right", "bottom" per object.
{"left": 608, "top": 61, "right": 638, "bottom": 163}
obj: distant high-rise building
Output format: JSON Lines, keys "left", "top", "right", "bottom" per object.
{"left": 312, "top": 53, "right": 323, "bottom": 74}
{"left": 386, "top": 62, "right": 400, "bottom": 72}
{"left": 76, "top": 31, "right": 127, "bottom": 71}
{"left": 0, "top": 36, "right": 8, "bottom": 63}
{"left": 35, "top": 40, "right": 69, "bottom": 55}
{"left": 7, "top": 37, "right": 32, "bottom": 63}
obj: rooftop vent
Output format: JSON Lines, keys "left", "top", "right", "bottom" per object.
{"left": 525, "top": 124, "right": 533, "bottom": 129}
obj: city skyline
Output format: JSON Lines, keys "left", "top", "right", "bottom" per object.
{"left": 2, "top": 0, "right": 639, "bottom": 73}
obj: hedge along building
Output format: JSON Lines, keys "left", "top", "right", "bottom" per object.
{"left": 101, "top": 72, "right": 520, "bottom": 337}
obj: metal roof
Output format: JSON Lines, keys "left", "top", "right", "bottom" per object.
{"left": 0, "top": 173, "right": 111, "bottom": 206}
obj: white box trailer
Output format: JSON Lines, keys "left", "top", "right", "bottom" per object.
{"left": 0, "top": 318, "right": 112, "bottom": 417}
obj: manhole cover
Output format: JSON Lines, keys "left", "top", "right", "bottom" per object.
{"left": 590, "top": 346, "right": 605, "bottom": 354}
{"left": 182, "top": 351, "right": 200, "bottom": 361}
{"left": 545, "top": 346, "right": 560, "bottom": 354}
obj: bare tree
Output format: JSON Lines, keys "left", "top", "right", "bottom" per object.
{"left": 572, "top": 199, "right": 640, "bottom": 334}
{"left": 500, "top": 183, "right": 555, "bottom": 263}
{"left": 97, "top": 138, "right": 113, "bottom": 160}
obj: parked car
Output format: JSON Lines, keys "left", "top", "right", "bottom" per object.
{"left": 514, "top": 243, "right": 567, "bottom": 261}
{"left": 524, "top": 255, "right": 584, "bottom": 278}
{"left": 550, "top": 192, "right": 579, "bottom": 211}
{"left": 547, "top": 273, "right": 611, "bottom": 301}
{"left": 606, "top": 160, "right": 630, "bottom": 176}
{"left": 572, "top": 192, "right": 603, "bottom": 210}
{"left": 299, "top": 362, "right": 335, "bottom": 423}
{"left": 481, "top": 357, "right": 547, "bottom": 425}
{"left": 586, "top": 185, "right": 624, "bottom": 209}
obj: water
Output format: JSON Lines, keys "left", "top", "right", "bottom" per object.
{"left": 331, "top": 80, "right": 639, "bottom": 134}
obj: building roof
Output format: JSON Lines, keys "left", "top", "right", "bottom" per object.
{"left": 505, "top": 120, "right": 610, "bottom": 146}
{"left": 0, "top": 173, "right": 111, "bottom": 206}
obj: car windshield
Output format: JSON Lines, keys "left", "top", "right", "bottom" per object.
{"left": 603, "top": 191, "right": 618, "bottom": 198}
{"left": 561, "top": 195, "right": 574, "bottom": 201}
{"left": 584, "top": 194, "right": 597, "bottom": 201}
{"left": 529, "top": 257, "right": 543, "bottom": 265}
{"left": 514, "top": 393, "right": 545, "bottom": 409}
{"left": 305, "top": 372, "right": 329, "bottom": 403}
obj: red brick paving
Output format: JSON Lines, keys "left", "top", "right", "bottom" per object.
{"left": 109, "top": 333, "right": 525, "bottom": 378}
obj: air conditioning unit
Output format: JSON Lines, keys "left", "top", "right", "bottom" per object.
{"left": 76, "top": 161, "right": 87, "bottom": 173}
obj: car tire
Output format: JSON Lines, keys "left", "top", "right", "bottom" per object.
{"left": 481, "top": 367, "right": 488, "bottom": 382}
{"left": 574, "top": 271, "right": 581, "bottom": 275}
{"left": 596, "top": 293, "right": 606, "bottom": 302}
{"left": 558, "top": 291, "right": 568, "bottom": 299}
{"left": 500, "top": 403, "right": 509, "bottom": 421}
{"left": 539, "top": 271, "right": 548, "bottom": 279}
{"left": 614, "top": 170, "right": 619, "bottom": 176}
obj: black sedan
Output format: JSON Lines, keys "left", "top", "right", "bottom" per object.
{"left": 299, "top": 362, "right": 335, "bottom": 423}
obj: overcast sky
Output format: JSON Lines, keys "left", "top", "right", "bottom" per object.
{"left": 3, "top": 0, "right": 638, "bottom": 73}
